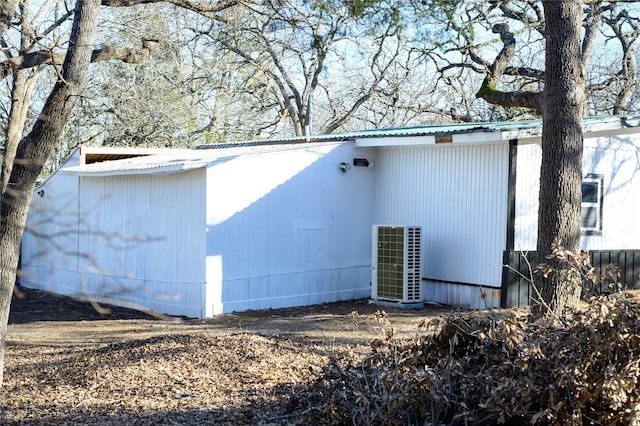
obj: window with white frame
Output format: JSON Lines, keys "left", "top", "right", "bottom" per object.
{"left": 581, "top": 174, "right": 603, "bottom": 235}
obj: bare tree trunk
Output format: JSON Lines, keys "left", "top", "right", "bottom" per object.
{"left": 2, "top": 1, "right": 42, "bottom": 193}
{"left": 2, "top": 68, "right": 40, "bottom": 193}
{"left": 0, "top": 0, "right": 102, "bottom": 387}
{"left": 535, "top": 0, "right": 585, "bottom": 317}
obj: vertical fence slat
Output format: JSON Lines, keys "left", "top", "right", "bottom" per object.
{"left": 503, "top": 250, "right": 640, "bottom": 307}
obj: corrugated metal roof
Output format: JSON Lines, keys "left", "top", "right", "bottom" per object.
{"left": 196, "top": 120, "right": 528, "bottom": 148}
{"left": 196, "top": 115, "right": 640, "bottom": 149}
{"left": 63, "top": 115, "right": 640, "bottom": 176}
{"left": 63, "top": 142, "right": 343, "bottom": 176}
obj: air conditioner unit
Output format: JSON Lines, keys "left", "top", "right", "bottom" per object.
{"left": 371, "top": 225, "right": 422, "bottom": 305}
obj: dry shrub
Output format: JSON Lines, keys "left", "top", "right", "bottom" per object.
{"left": 306, "top": 292, "right": 640, "bottom": 425}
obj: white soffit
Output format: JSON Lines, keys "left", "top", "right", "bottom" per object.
{"left": 356, "top": 131, "right": 506, "bottom": 147}
{"left": 452, "top": 131, "right": 504, "bottom": 143}
{"left": 355, "top": 135, "right": 435, "bottom": 147}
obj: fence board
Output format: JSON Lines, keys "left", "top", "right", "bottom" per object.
{"left": 502, "top": 250, "right": 640, "bottom": 307}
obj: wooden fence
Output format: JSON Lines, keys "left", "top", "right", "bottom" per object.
{"left": 501, "top": 250, "right": 640, "bottom": 308}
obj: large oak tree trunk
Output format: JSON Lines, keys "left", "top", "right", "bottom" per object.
{"left": 535, "top": 0, "right": 585, "bottom": 316}
{"left": 0, "top": 0, "right": 101, "bottom": 387}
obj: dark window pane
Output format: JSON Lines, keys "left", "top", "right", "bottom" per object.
{"left": 581, "top": 206, "right": 599, "bottom": 229}
{"left": 582, "top": 181, "right": 599, "bottom": 203}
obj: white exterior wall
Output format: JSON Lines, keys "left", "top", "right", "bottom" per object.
{"left": 512, "top": 142, "right": 540, "bottom": 251}
{"left": 373, "top": 143, "right": 509, "bottom": 309}
{"left": 584, "top": 134, "right": 640, "bottom": 250}
{"left": 204, "top": 142, "right": 376, "bottom": 315}
{"left": 22, "top": 168, "right": 207, "bottom": 318}
{"left": 514, "top": 132, "right": 640, "bottom": 251}
{"left": 22, "top": 151, "right": 82, "bottom": 287}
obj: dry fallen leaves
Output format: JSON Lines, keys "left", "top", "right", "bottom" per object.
{"left": 5, "top": 289, "right": 640, "bottom": 425}
{"left": 1, "top": 332, "right": 369, "bottom": 425}
{"left": 306, "top": 292, "right": 640, "bottom": 425}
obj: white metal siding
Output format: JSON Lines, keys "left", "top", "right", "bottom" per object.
{"left": 22, "top": 178, "right": 80, "bottom": 270}
{"left": 81, "top": 170, "right": 206, "bottom": 316}
{"left": 514, "top": 133, "right": 640, "bottom": 251}
{"left": 205, "top": 142, "right": 376, "bottom": 314}
{"left": 23, "top": 168, "right": 207, "bottom": 318}
{"left": 21, "top": 151, "right": 83, "bottom": 299}
{"left": 21, "top": 151, "right": 81, "bottom": 275}
{"left": 582, "top": 134, "right": 640, "bottom": 249}
{"left": 373, "top": 143, "right": 510, "bottom": 291}
{"left": 513, "top": 142, "right": 541, "bottom": 251}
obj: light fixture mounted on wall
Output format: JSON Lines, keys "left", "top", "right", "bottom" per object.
{"left": 339, "top": 162, "right": 351, "bottom": 173}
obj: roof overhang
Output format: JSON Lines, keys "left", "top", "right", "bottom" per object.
{"left": 78, "top": 146, "right": 187, "bottom": 165}
{"left": 60, "top": 115, "right": 640, "bottom": 176}
{"left": 62, "top": 142, "right": 346, "bottom": 177}
{"left": 354, "top": 115, "right": 640, "bottom": 147}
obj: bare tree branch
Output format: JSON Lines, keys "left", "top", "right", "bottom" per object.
{"left": 101, "top": 0, "right": 242, "bottom": 20}
{"left": 475, "top": 22, "right": 542, "bottom": 112}
{"left": 0, "top": 38, "right": 161, "bottom": 80}
{"left": 322, "top": 26, "right": 402, "bottom": 133}
{"left": 91, "top": 38, "right": 160, "bottom": 62}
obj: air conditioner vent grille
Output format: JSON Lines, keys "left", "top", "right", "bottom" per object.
{"left": 372, "top": 225, "right": 422, "bottom": 303}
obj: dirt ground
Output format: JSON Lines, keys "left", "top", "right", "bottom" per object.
{"left": 1, "top": 286, "right": 451, "bottom": 425}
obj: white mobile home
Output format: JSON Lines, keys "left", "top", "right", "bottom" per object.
{"left": 21, "top": 143, "right": 376, "bottom": 317}
{"left": 20, "top": 116, "right": 640, "bottom": 317}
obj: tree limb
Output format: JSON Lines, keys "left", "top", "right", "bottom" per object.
{"left": 488, "top": 23, "right": 515, "bottom": 77}
{"left": 475, "top": 22, "right": 542, "bottom": 112}
{"left": 476, "top": 82, "right": 542, "bottom": 111}
{"left": 323, "top": 27, "right": 401, "bottom": 133}
{"left": 101, "top": 0, "right": 242, "bottom": 19}
{"left": 504, "top": 65, "right": 544, "bottom": 80}
{"left": 91, "top": 38, "right": 160, "bottom": 63}
{"left": 497, "top": 0, "right": 545, "bottom": 37}
{"left": 0, "top": 38, "right": 161, "bottom": 80}
{"left": 581, "top": 3, "right": 606, "bottom": 67}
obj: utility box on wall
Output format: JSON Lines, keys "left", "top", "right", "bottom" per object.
{"left": 371, "top": 225, "right": 422, "bottom": 306}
